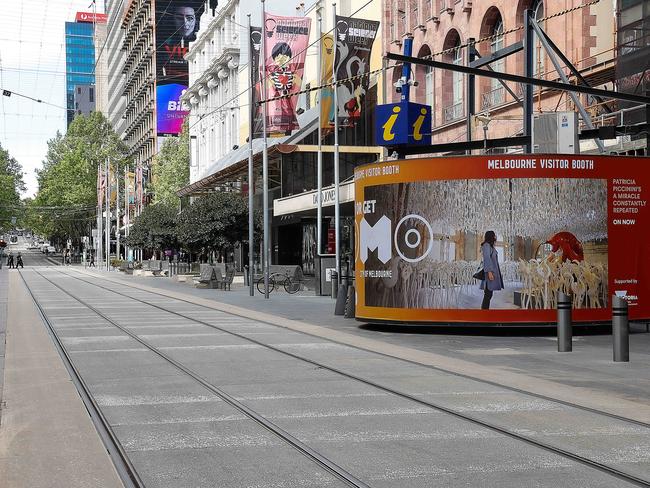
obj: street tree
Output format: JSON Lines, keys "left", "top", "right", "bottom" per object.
{"left": 30, "top": 112, "right": 129, "bottom": 243}
{"left": 151, "top": 123, "right": 190, "bottom": 207}
{"left": 176, "top": 192, "right": 260, "bottom": 260}
{"left": 0, "top": 143, "right": 25, "bottom": 231}
{"left": 125, "top": 202, "right": 178, "bottom": 255}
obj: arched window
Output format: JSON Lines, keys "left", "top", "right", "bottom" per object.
{"left": 490, "top": 17, "right": 504, "bottom": 104}
{"left": 442, "top": 29, "right": 463, "bottom": 123}
{"left": 416, "top": 45, "right": 433, "bottom": 107}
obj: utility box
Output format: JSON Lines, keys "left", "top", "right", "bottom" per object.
{"left": 532, "top": 112, "right": 578, "bottom": 154}
{"left": 315, "top": 254, "right": 336, "bottom": 296}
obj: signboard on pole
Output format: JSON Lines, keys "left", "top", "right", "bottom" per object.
{"left": 355, "top": 155, "right": 650, "bottom": 324}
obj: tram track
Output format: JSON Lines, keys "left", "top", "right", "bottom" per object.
{"left": 60, "top": 266, "right": 650, "bottom": 430}
{"left": 26, "top": 267, "right": 650, "bottom": 487}
{"left": 21, "top": 268, "right": 371, "bottom": 488}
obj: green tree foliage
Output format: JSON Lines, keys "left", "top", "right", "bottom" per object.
{"left": 0, "top": 143, "right": 25, "bottom": 231}
{"left": 125, "top": 203, "right": 178, "bottom": 252}
{"left": 151, "top": 123, "right": 190, "bottom": 207}
{"left": 176, "top": 192, "right": 259, "bottom": 256}
{"left": 29, "top": 112, "right": 129, "bottom": 241}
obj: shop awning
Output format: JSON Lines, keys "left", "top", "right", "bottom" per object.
{"left": 177, "top": 107, "right": 320, "bottom": 197}
{"left": 273, "top": 180, "right": 355, "bottom": 216}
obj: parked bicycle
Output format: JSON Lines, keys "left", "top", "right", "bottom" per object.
{"left": 256, "top": 271, "right": 303, "bottom": 294}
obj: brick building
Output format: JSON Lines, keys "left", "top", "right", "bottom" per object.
{"left": 381, "top": 0, "right": 633, "bottom": 153}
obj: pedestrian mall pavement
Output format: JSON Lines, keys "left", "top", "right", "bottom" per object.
{"left": 69, "top": 266, "right": 650, "bottom": 419}
{"left": 1, "top": 265, "right": 650, "bottom": 487}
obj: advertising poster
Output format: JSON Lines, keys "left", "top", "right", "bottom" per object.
{"left": 325, "top": 16, "right": 379, "bottom": 127}
{"left": 262, "top": 13, "right": 311, "bottom": 134}
{"left": 249, "top": 26, "right": 264, "bottom": 139}
{"left": 155, "top": 0, "right": 206, "bottom": 135}
{"left": 319, "top": 34, "right": 334, "bottom": 129}
{"left": 354, "top": 155, "right": 650, "bottom": 324}
{"left": 126, "top": 171, "right": 135, "bottom": 205}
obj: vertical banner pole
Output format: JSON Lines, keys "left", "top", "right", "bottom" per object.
{"left": 261, "top": 0, "right": 270, "bottom": 299}
{"left": 124, "top": 165, "right": 129, "bottom": 260}
{"left": 332, "top": 2, "right": 340, "bottom": 283}
{"left": 316, "top": 11, "right": 323, "bottom": 256}
{"left": 116, "top": 162, "right": 120, "bottom": 260}
{"left": 105, "top": 157, "right": 110, "bottom": 270}
{"left": 97, "top": 163, "right": 102, "bottom": 266}
{"left": 248, "top": 13, "right": 255, "bottom": 297}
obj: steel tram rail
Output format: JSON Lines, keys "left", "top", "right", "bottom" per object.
{"left": 17, "top": 270, "right": 146, "bottom": 488}
{"left": 60, "top": 267, "right": 650, "bottom": 430}
{"left": 23, "top": 268, "right": 371, "bottom": 488}
{"left": 32, "top": 267, "right": 650, "bottom": 488}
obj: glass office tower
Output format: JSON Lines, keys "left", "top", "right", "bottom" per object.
{"left": 65, "top": 21, "right": 95, "bottom": 127}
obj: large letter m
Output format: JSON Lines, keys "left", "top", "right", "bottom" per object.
{"left": 359, "top": 216, "right": 392, "bottom": 264}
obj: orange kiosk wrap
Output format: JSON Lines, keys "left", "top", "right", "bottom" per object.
{"left": 354, "top": 155, "right": 650, "bottom": 324}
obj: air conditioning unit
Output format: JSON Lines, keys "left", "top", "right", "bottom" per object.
{"left": 532, "top": 112, "right": 578, "bottom": 154}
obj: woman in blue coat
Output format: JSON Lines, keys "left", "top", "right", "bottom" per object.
{"left": 480, "top": 230, "right": 504, "bottom": 309}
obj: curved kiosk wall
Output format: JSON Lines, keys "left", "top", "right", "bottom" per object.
{"left": 354, "top": 155, "right": 650, "bottom": 324}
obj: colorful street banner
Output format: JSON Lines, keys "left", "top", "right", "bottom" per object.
{"left": 319, "top": 34, "right": 335, "bottom": 129}
{"left": 249, "top": 26, "right": 264, "bottom": 139}
{"left": 97, "top": 166, "right": 105, "bottom": 209}
{"left": 262, "top": 13, "right": 311, "bottom": 134}
{"left": 135, "top": 164, "right": 143, "bottom": 212}
{"left": 355, "top": 155, "right": 650, "bottom": 324}
{"left": 126, "top": 171, "right": 136, "bottom": 205}
{"left": 328, "top": 15, "right": 379, "bottom": 127}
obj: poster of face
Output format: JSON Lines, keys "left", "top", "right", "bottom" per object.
{"left": 355, "top": 155, "right": 650, "bottom": 324}
{"left": 262, "top": 13, "right": 311, "bottom": 134}
{"left": 321, "top": 16, "right": 379, "bottom": 128}
{"left": 249, "top": 26, "right": 264, "bottom": 139}
{"left": 156, "top": 1, "right": 206, "bottom": 135}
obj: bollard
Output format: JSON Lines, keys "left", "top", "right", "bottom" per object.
{"left": 557, "top": 291, "right": 572, "bottom": 352}
{"left": 344, "top": 282, "right": 356, "bottom": 318}
{"left": 334, "top": 271, "right": 348, "bottom": 315}
{"left": 243, "top": 265, "right": 249, "bottom": 287}
{"left": 331, "top": 271, "right": 338, "bottom": 300}
{"left": 612, "top": 295, "right": 629, "bottom": 362}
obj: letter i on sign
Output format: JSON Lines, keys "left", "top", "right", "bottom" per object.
{"left": 382, "top": 106, "right": 400, "bottom": 141}
{"left": 412, "top": 108, "right": 427, "bottom": 141}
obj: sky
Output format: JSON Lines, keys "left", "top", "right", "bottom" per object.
{"left": 0, "top": 0, "right": 318, "bottom": 198}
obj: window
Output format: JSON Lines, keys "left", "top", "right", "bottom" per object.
{"left": 489, "top": 17, "right": 504, "bottom": 104}
{"left": 532, "top": 0, "right": 544, "bottom": 77}
{"left": 452, "top": 41, "right": 463, "bottom": 109}
{"left": 425, "top": 66, "right": 434, "bottom": 107}
{"left": 89, "top": 87, "right": 95, "bottom": 103}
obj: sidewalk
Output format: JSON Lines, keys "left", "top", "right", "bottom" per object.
{"left": 0, "top": 271, "right": 124, "bottom": 488}
{"left": 74, "top": 268, "right": 650, "bottom": 420}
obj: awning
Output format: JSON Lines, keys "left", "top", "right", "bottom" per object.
{"left": 177, "top": 106, "right": 321, "bottom": 197}
{"left": 273, "top": 181, "right": 355, "bottom": 216}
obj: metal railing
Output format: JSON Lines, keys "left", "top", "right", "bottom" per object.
{"left": 443, "top": 101, "right": 464, "bottom": 123}
{"left": 481, "top": 86, "right": 505, "bottom": 110}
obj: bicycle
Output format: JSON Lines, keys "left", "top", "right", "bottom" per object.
{"left": 256, "top": 271, "right": 303, "bottom": 294}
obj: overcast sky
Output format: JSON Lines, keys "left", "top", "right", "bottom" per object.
{"left": 0, "top": 0, "right": 318, "bottom": 198}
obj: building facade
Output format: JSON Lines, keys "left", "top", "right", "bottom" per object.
{"left": 381, "top": 0, "right": 641, "bottom": 154}
{"left": 105, "top": 0, "right": 127, "bottom": 138}
{"left": 65, "top": 20, "right": 95, "bottom": 127}
{"left": 185, "top": 0, "right": 241, "bottom": 184}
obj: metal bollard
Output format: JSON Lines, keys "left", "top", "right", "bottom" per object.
{"left": 331, "top": 271, "right": 338, "bottom": 300}
{"left": 612, "top": 295, "right": 629, "bottom": 362}
{"left": 557, "top": 292, "right": 572, "bottom": 352}
{"left": 243, "top": 265, "right": 249, "bottom": 286}
{"left": 344, "top": 282, "right": 356, "bottom": 318}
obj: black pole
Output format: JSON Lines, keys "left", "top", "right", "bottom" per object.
{"left": 523, "top": 9, "right": 534, "bottom": 154}
{"left": 466, "top": 38, "right": 476, "bottom": 155}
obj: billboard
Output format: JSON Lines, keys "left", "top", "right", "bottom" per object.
{"left": 330, "top": 16, "right": 379, "bottom": 127}
{"left": 354, "top": 155, "right": 650, "bottom": 324}
{"left": 155, "top": 1, "right": 206, "bottom": 135}
{"left": 75, "top": 12, "right": 108, "bottom": 23}
{"left": 261, "top": 13, "right": 311, "bottom": 134}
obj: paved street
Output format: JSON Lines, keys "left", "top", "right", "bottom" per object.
{"left": 1, "top": 266, "right": 649, "bottom": 487}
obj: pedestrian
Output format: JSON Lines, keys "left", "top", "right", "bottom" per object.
{"left": 480, "top": 230, "right": 504, "bottom": 310}
{"left": 7, "top": 251, "right": 14, "bottom": 269}
{"left": 16, "top": 252, "right": 23, "bottom": 269}
{"left": 89, "top": 251, "right": 95, "bottom": 267}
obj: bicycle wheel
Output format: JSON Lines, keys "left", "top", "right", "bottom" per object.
{"left": 283, "top": 277, "right": 301, "bottom": 294}
{"left": 256, "top": 275, "right": 275, "bottom": 294}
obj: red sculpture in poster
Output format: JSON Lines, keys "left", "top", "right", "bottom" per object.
{"left": 546, "top": 231, "right": 584, "bottom": 262}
